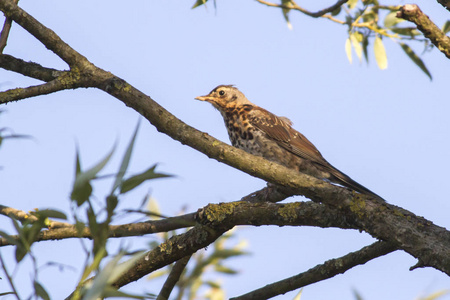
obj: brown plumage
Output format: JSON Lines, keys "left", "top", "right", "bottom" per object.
{"left": 195, "top": 84, "right": 381, "bottom": 199}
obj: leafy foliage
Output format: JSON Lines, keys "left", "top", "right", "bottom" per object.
{"left": 192, "top": 0, "right": 439, "bottom": 79}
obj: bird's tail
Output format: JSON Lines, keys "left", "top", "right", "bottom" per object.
{"left": 328, "top": 166, "right": 383, "bottom": 200}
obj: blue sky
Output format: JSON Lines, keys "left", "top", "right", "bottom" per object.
{"left": 1, "top": 1, "right": 450, "bottom": 299}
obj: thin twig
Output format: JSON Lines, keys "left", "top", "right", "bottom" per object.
{"left": 231, "top": 241, "right": 398, "bottom": 300}
{"left": 0, "top": 213, "right": 197, "bottom": 247}
{"left": 0, "top": 205, "right": 71, "bottom": 228}
{"left": 157, "top": 255, "right": 192, "bottom": 300}
{"left": 0, "top": 54, "right": 64, "bottom": 82}
{"left": 0, "top": 0, "right": 92, "bottom": 68}
{"left": 0, "top": 17, "right": 13, "bottom": 53}
{"left": 0, "top": 251, "right": 21, "bottom": 300}
{"left": 0, "top": 70, "right": 91, "bottom": 104}
{"left": 0, "top": 0, "right": 18, "bottom": 53}
{"left": 256, "top": 0, "right": 348, "bottom": 18}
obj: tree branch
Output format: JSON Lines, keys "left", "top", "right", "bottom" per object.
{"left": 0, "top": 54, "right": 64, "bottom": 82}
{"left": 397, "top": 4, "right": 450, "bottom": 59}
{"left": 0, "top": 0, "right": 19, "bottom": 53}
{"left": 156, "top": 255, "right": 191, "bottom": 300}
{"left": 231, "top": 241, "right": 398, "bottom": 300}
{"left": 1, "top": 199, "right": 357, "bottom": 246}
{"left": 255, "top": 0, "right": 348, "bottom": 18}
{"left": 0, "top": 205, "right": 71, "bottom": 228}
{"left": 0, "top": 71, "right": 86, "bottom": 104}
{"left": 0, "top": 0, "right": 92, "bottom": 68}
{"left": 0, "top": 15, "right": 13, "bottom": 54}
{"left": 0, "top": 212, "right": 197, "bottom": 247}
{"left": 436, "top": 0, "right": 450, "bottom": 12}
{"left": 2, "top": 0, "right": 450, "bottom": 280}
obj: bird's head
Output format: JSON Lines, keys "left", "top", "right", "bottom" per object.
{"left": 195, "top": 85, "right": 252, "bottom": 110}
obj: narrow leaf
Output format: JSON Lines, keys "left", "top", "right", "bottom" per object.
{"left": 374, "top": 36, "right": 388, "bottom": 70}
{"left": 34, "top": 281, "right": 50, "bottom": 300}
{"left": 71, "top": 145, "right": 115, "bottom": 205}
{"left": 101, "top": 287, "right": 145, "bottom": 299}
{"left": 31, "top": 209, "right": 67, "bottom": 220}
{"left": 442, "top": 20, "right": 450, "bottom": 34}
{"left": 331, "top": 6, "right": 341, "bottom": 16}
{"left": 345, "top": 38, "right": 352, "bottom": 64}
{"left": 293, "top": 288, "right": 303, "bottom": 300}
{"left": 192, "top": 0, "right": 208, "bottom": 9}
{"left": 362, "top": 36, "right": 369, "bottom": 63}
{"left": 350, "top": 33, "right": 363, "bottom": 62}
{"left": 110, "top": 119, "right": 140, "bottom": 195}
{"left": 215, "top": 264, "right": 238, "bottom": 274}
{"left": 347, "top": 0, "right": 358, "bottom": 9}
{"left": 384, "top": 11, "right": 404, "bottom": 28}
{"left": 399, "top": 43, "right": 432, "bottom": 80}
{"left": 391, "top": 27, "right": 421, "bottom": 36}
{"left": 120, "top": 165, "right": 172, "bottom": 194}
{"left": 281, "top": 0, "right": 293, "bottom": 30}
{"left": 0, "top": 230, "right": 18, "bottom": 246}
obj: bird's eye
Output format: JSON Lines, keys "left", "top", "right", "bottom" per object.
{"left": 219, "top": 90, "right": 225, "bottom": 96}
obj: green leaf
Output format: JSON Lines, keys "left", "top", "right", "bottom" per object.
{"left": 399, "top": 43, "right": 432, "bottom": 80}
{"left": 362, "top": 35, "right": 369, "bottom": 63}
{"left": 192, "top": 0, "right": 208, "bottom": 9}
{"left": 281, "top": 0, "right": 293, "bottom": 30}
{"left": 71, "top": 145, "right": 115, "bottom": 205}
{"left": 34, "top": 281, "right": 50, "bottom": 300}
{"left": 204, "top": 280, "right": 221, "bottom": 289}
{"left": 345, "top": 37, "right": 352, "bottom": 64}
{"left": 31, "top": 209, "right": 67, "bottom": 220}
{"left": 442, "top": 20, "right": 450, "bottom": 34}
{"left": 214, "top": 264, "right": 238, "bottom": 274}
{"left": 384, "top": 11, "right": 404, "bottom": 28}
{"left": 106, "top": 195, "right": 118, "bottom": 217}
{"left": 75, "top": 220, "right": 86, "bottom": 236}
{"left": 110, "top": 119, "right": 140, "bottom": 195}
{"left": 347, "top": 0, "right": 358, "bottom": 10}
{"left": 374, "top": 36, "right": 388, "bottom": 70}
{"left": 101, "top": 287, "right": 145, "bottom": 299}
{"left": 350, "top": 33, "right": 363, "bottom": 62}
{"left": 331, "top": 6, "right": 341, "bottom": 16}
{"left": 391, "top": 27, "right": 421, "bottom": 37}
{"left": 0, "top": 230, "right": 18, "bottom": 246}
{"left": 120, "top": 165, "right": 172, "bottom": 194}
{"left": 83, "top": 251, "right": 146, "bottom": 300}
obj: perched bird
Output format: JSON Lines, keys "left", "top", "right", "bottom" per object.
{"left": 195, "top": 84, "right": 381, "bottom": 199}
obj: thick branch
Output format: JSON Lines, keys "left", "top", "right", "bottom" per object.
{"left": 231, "top": 241, "right": 398, "bottom": 300}
{"left": 2, "top": 0, "right": 450, "bottom": 278}
{"left": 397, "top": 4, "right": 450, "bottom": 59}
{"left": 66, "top": 224, "right": 230, "bottom": 299}
{"left": 1, "top": 200, "right": 357, "bottom": 246}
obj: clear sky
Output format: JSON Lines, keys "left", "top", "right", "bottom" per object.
{"left": 1, "top": 1, "right": 450, "bottom": 299}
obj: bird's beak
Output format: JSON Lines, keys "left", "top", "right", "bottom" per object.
{"left": 195, "top": 95, "right": 211, "bottom": 102}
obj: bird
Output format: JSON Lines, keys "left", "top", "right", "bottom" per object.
{"left": 195, "top": 84, "right": 382, "bottom": 199}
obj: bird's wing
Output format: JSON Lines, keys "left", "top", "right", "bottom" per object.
{"left": 248, "top": 107, "right": 330, "bottom": 167}
{"left": 248, "top": 107, "right": 382, "bottom": 199}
